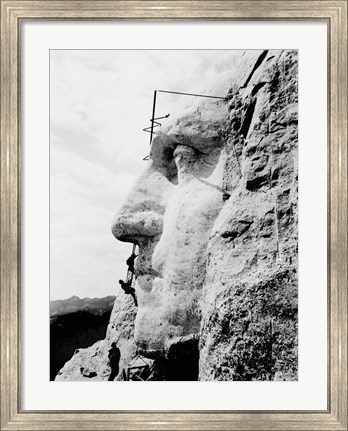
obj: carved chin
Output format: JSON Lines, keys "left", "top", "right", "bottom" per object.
{"left": 134, "top": 282, "right": 201, "bottom": 357}
{"left": 133, "top": 310, "right": 170, "bottom": 357}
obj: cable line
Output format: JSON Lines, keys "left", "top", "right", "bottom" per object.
{"left": 157, "top": 89, "right": 226, "bottom": 100}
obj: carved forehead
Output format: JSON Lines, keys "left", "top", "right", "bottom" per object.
{"left": 160, "top": 97, "right": 229, "bottom": 153}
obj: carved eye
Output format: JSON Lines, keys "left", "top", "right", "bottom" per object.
{"left": 172, "top": 145, "right": 200, "bottom": 181}
{"left": 172, "top": 144, "right": 222, "bottom": 181}
{"left": 173, "top": 145, "right": 197, "bottom": 164}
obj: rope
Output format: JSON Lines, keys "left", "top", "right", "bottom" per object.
{"left": 143, "top": 115, "right": 170, "bottom": 136}
{"left": 142, "top": 89, "right": 226, "bottom": 160}
{"left": 125, "top": 243, "right": 137, "bottom": 287}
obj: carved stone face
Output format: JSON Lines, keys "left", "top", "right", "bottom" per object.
{"left": 112, "top": 97, "right": 229, "bottom": 356}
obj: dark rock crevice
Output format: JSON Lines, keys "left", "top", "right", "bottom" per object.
{"left": 240, "top": 98, "right": 257, "bottom": 139}
{"left": 241, "top": 50, "right": 269, "bottom": 88}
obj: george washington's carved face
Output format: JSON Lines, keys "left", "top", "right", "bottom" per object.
{"left": 112, "top": 97, "right": 229, "bottom": 355}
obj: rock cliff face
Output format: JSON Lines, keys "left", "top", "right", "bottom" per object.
{"left": 200, "top": 50, "right": 298, "bottom": 381}
{"left": 51, "top": 309, "right": 112, "bottom": 380}
{"left": 56, "top": 50, "right": 298, "bottom": 381}
{"left": 55, "top": 294, "right": 136, "bottom": 381}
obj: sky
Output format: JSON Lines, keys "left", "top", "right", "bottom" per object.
{"left": 50, "top": 50, "right": 239, "bottom": 300}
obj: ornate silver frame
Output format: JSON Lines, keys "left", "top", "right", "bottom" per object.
{"left": 1, "top": 2, "right": 347, "bottom": 430}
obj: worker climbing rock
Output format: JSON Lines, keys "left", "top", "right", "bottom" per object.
{"left": 126, "top": 251, "right": 137, "bottom": 275}
{"left": 119, "top": 280, "right": 138, "bottom": 306}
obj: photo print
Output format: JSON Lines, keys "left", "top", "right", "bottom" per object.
{"left": 50, "top": 50, "right": 298, "bottom": 381}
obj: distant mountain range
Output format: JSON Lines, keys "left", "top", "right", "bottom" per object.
{"left": 50, "top": 295, "right": 116, "bottom": 317}
{"left": 50, "top": 295, "right": 115, "bottom": 380}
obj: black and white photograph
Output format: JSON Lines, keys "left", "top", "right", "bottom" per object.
{"left": 50, "top": 49, "right": 298, "bottom": 382}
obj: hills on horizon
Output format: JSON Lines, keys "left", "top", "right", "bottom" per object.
{"left": 50, "top": 295, "right": 116, "bottom": 317}
{"left": 50, "top": 295, "right": 116, "bottom": 380}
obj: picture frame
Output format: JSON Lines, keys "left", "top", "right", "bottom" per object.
{"left": 1, "top": 1, "right": 347, "bottom": 430}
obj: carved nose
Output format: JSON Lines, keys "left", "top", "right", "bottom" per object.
{"left": 111, "top": 141, "right": 172, "bottom": 245}
{"left": 111, "top": 210, "right": 163, "bottom": 243}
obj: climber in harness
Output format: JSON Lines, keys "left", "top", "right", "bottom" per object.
{"left": 119, "top": 279, "right": 138, "bottom": 306}
{"left": 126, "top": 251, "right": 138, "bottom": 276}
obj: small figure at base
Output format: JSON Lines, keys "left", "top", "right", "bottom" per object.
{"left": 108, "top": 342, "right": 121, "bottom": 381}
{"left": 119, "top": 280, "right": 138, "bottom": 306}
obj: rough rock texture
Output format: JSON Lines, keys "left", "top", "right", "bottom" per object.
{"left": 50, "top": 309, "right": 112, "bottom": 380}
{"left": 56, "top": 50, "right": 298, "bottom": 381}
{"left": 200, "top": 50, "right": 298, "bottom": 380}
{"left": 55, "top": 293, "right": 136, "bottom": 381}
